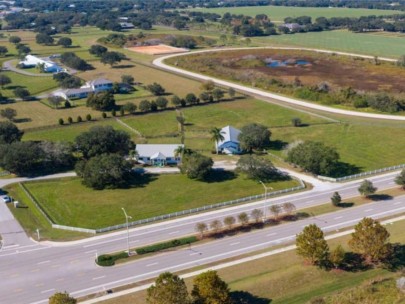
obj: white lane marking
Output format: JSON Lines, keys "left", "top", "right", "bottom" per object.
{"left": 364, "top": 208, "right": 374, "bottom": 212}
{"left": 85, "top": 250, "right": 97, "bottom": 254}
{"left": 230, "top": 242, "right": 240, "bottom": 246}
{"left": 267, "top": 232, "right": 277, "bottom": 236}
{"left": 146, "top": 262, "right": 158, "bottom": 267}
{"left": 130, "top": 240, "right": 139, "bottom": 244}
{"left": 190, "top": 252, "right": 199, "bottom": 256}
{"left": 169, "top": 231, "right": 180, "bottom": 235}
{"left": 0, "top": 246, "right": 49, "bottom": 258}
{"left": 394, "top": 202, "right": 402, "bottom": 205}
{"left": 2, "top": 244, "right": 19, "bottom": 249}
{"left": 40, "top": 288, "right": 55, "bottom": 294}
{"left": 37, "top": 260, "right": 51, "bottom": 265}
{"left": 92, "top": 276, "right": 106, "bottom": 281}
{"left": 334, "top": 216, "right": 343, "bottom": 220}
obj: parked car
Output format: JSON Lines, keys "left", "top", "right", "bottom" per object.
{"left": 1, "top": 195, "right": 11, "bottom": 203}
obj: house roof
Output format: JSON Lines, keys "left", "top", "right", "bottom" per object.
{"left": 87, "top": 78, "right": 113, "bottom": 86}
{"left": 62, "top": 88, "right": 93, "bottom": 95}
{"left": 217, "top": 125, "right": 241, "bottom": 147}
{"left": 136, "top": 144, "right": 184, "bottom": 158}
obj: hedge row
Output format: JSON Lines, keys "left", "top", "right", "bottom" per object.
{"left": 96, "top": 251, "right": 129, "bottom": 266}
{"left": 136, "top": 236, "right": 198, "bottom": 255}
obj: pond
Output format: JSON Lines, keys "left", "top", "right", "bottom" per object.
{"left": 267, "top": 59, "right": 310, "bottom": 67}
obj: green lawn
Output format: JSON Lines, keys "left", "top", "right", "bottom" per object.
{"left": 23, "top": 119, "right": 135, "bottom": 142}
{"left": 23, "top": 98, "right": 405, "bottom": 171}
{"left": 22, "top": 174, "right": 299, "bottom": 229}
{"left": 0, "top": 71, "right": 58, "bottom": 97}
{"left": 189, "top": 6, "right": 399, "bottom": 22}
{"left": 259, "top": 30, "right": 405, "bottom": 58}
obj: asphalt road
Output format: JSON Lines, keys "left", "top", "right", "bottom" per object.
{"left": 152, "top": 47, "right": 405, "bottom": 121}
{"left": 0, "top": 171, "right": 402, "bottom": 304}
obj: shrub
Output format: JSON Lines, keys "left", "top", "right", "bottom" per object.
{"left": 58, "top": 118, "right": 64, "bottom": 125}
{"left": 291, "top": 118, "right": 302, "bottom": 127}
{"left": 64, "top": 100, "right": 71, "bottom": 108}
{"left": 102, "top": 112, "right": 107, "bottom": 119}
{"left": 96, "top": 251, "right": 129, "bottom": 266}
{"left": 120, "top": 107, "right": 125, "bottom": 116}
{"left": 136, "top": 236, "right": 197, "bottom": 255}
{"left": 86, "top": 114, "right": 92, "bottom": 121}
{"left": 67, "top": 117, "right": 73, "bottom": 124}
{"left": 77, "top": 116, "right": 82, "bottom": 123}
{"left": 111, "top": 109, "right": 116, "bottom": 116}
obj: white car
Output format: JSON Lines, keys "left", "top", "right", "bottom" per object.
{"left": 0, "top": 195, "right": 11, "bottom": 203}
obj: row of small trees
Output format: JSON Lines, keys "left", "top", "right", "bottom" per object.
{"left": 195, "top": 203, "right": 297, "bottom": 237}
{"left": 58, "top": 115, "right": 92, "bottom": 125}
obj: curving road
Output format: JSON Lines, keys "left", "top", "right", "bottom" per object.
{"left": 153, "top": 47, "right": 405, "bottom": 121}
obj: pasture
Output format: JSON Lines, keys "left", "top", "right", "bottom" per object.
{"left": 189, "top": 6, "right": 399, "bottom": 22}
{"left": 22, "top": 175, "right": 299, "bottom": 229}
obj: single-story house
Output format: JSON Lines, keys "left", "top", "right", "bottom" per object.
{"left": 136, "top": 144, "right": 184, "bottom": 166}
{"left": 216, "top": 125, "right": 242, "bottom": 155}
{"left": 52, "top": 78, "right": 113, "bottom": 100}
{"left": 19, "top": 55, "right": 64, "bottom": 73}
{"left": 120, "top": 22, "right": 135, "bottom": 29}
{"left": 280, "top": 23, "right": 303, "bottom": 32}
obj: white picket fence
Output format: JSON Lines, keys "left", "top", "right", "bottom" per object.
{"left": 318, "top": 164, "right": 405, "bottom": 182}
{"left": 21, "top": 179, "right": 306, "bottom": 234}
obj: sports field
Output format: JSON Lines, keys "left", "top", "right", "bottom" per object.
{"left": 189, "top": 6, "right": 399, "bottom": 22}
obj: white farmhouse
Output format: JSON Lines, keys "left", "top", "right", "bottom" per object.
{"left": 216, "top": 125, "right": 242, "bottom": 155}
{"left": 136, "top": 144, "right": 184, "bottom": 166}
{"left": 52, "top": 78, "right": 113, "bottom": 100}
{"left": 19, "top": 55, "right": 64, "bottom": 73}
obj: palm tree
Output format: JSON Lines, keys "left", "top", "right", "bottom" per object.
{"left": 174, "top": 146, "right": 193, "bottom": 162}
{"left": 210, "top": 127, "right": 225, "bottom": 154}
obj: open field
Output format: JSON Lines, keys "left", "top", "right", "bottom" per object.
{"left": 100, "top": 218, "right": 405, "bottom": 304}
{"left": 23, "top": 98, "right": 405, "bottom": 171}
{"left": 0, "top": 101, "right": 102, "bottom": 130}
{"left": 126, "top": 44, "right": 189, "bottom": 55}
{"left": 22, "top": 174, "right": 299, "bottom": 229}
{"left": 0, "top": 71, "right": 58, "bottom": 98}
{"left": 258, "top": 30, "right": 405, "bottom": 58}
{"left": 188, "top": 6, "right": 400, "bottom": 22}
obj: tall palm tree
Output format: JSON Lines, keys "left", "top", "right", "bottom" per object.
{"left": 210, "top": 127, "right": 225, "bottom": 154}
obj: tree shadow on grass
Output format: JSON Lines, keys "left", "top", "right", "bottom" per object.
{"left": 204, "top": 170, "right": 236, "bottom": 183}
{"left": 230, "top": 291, "right": 272, "bottom": 304}
{"left": 330, "top": 162, "right": 362, "bottom": 178}
{"left": 384, "top": 243, "right": 405, "bottom": 271}
{"left": 267, "top": 139, "right": 288, "bottom": 151}
{"left": 341, "top": 252, "right": 371, "bottom": 272}
{"left": 368, "top": 194, "right": 393, "bottom": 201}
{"left": 13, "top": 118, "right": 31, "bottom": 123}
{"left": 337, "top": 202, "right": 354, "bottom": 208}
{"left": 127, "top": 173, "right": 157, "bottom": 188}
{"left": 113, "top": 64, "right": 135, "bottom": 69}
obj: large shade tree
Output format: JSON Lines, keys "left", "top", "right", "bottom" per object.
{"left": 147, "top": 272, "right": 190, "bottom": 304}
{"left": 236, "top": 154, "right": 282, "bottom": 181}
{"left": 296, "top": 224, "right": 330, "bottom": 266}
{"left": 238, "top": 123, "right": 271, "bottom": 152}
{"left": 349, "top": 217, "right": 392, "bottom": 265}
{"left": 191, "top": 271, "right": 232, "bottom": 304}
{"left": 0, "top": 121, "right": 23, "bottom": 144}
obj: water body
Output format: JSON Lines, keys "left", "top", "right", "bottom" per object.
{"left": 267, "top": 60, "right": 309, "bottom": 67}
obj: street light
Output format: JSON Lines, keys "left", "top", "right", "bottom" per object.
{"left": 121, "top": 208, "right": 132, "bottom": 256}
{"left": 259, "top": 181, "right": 273, "bottom": 222}
{"left": 36, "top": 228, "right": 40, "bottom": 241}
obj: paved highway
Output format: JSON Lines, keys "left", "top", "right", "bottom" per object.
{"left": 0, "top": 171, "right": 402, "bottom": 304}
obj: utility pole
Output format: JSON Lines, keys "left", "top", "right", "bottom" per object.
{"left": 121, "top": 208, "right": 132, "bottom": 256}
{"left": 259, "top": 181, "right": 273, "bottom": 222}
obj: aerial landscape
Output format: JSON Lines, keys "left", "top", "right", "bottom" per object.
{"left": 0, "top": 0, "right": 404, "bottom": 303}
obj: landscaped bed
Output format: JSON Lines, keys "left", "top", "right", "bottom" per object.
{"left": 21, "top": 173, "right": 299, "bottom": 229}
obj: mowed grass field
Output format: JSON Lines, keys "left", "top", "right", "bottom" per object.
{"left": 0, "top": 71, "right": 58, "bottom": 97}
{"left": 102, "top": 219, "right": 405, "bottom": 304}
{"left": 189, "top": 6, "right": 399, "bottom": 22}
{"left": 23, "top": 98, "right": 405, "bottom": 171}
{"left": 22, "top": 175, "right": 299, "bottom": 229}
{"left": 258, "top": 30, "right": 405, "bottom": 58}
